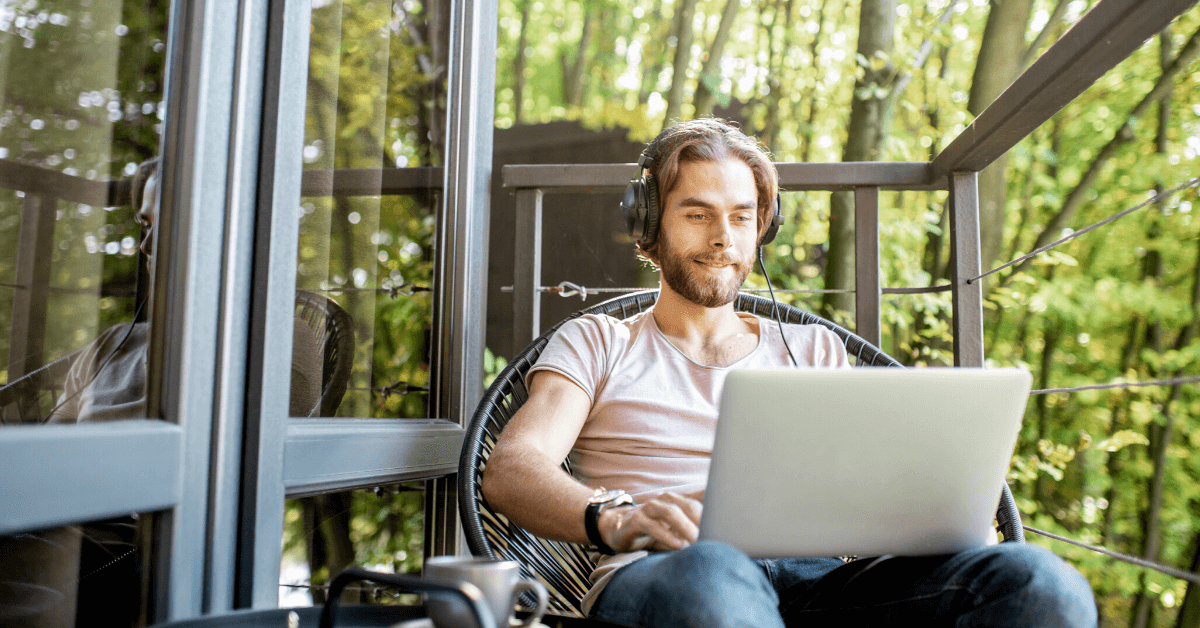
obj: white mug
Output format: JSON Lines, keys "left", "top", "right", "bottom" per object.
{"left": 423, "top": 556, "right": 548, "bottom": 628}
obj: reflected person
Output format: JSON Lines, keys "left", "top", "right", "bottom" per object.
{"left": 50, "top": 159, "right": 323, "bottom": 422}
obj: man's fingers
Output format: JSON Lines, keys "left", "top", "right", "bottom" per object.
{"left": 638, "top": 501, "right": 699, "bottom": 545}
{"left": 657, "top": 492, "right": 703, "bottom": 525}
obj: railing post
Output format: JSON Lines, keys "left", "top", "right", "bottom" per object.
{"left": 513, "top": 188, "right": 543, "bottom": 354}
{"left": 5, "top": 194, "right": 55, "bottom": 421}
{"left": 854, "top": 186, "right": 880, "bottom": 348}
{"left": 949, "top": 172, "right": 984, "bottom": 367}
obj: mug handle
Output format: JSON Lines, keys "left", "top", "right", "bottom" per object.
{"left": 509, "top": 578, "right": 548, "bottom": 628}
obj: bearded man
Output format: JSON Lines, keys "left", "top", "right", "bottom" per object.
{"left": 481, "top": 118, "right": 1095, "bottom": 627}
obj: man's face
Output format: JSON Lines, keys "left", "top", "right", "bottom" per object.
{"left": 654, "top": 158, "right": 758, "bottom": 308}
{"left": 135, "top": 171, "right": 158, "bottom": 266}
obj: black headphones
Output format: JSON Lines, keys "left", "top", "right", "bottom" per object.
{"left": 620, "top": 121, "right": 784, "bottom": 249}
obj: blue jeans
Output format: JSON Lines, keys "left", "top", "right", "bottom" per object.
{"left": 590, "top": 541, "right": 1097, "bottom": 627}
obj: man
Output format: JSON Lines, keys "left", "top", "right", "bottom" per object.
{"left": 50, "top": 159, "right": 323, "bottom": 423}
{"left": 482, "top": 119, "right": 1096, "bottom": 627}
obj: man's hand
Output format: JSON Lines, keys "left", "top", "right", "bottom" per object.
{"left": 597, "top": 492, "right": 703, "bottom": 553}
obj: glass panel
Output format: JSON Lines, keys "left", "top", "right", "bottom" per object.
{"left": 280, "top": 484, "right": 424, "bottom": 606}
{"left": 0, "top": 0, "right": 169, "bottom": 426}
{"left": 293, "top": 0, "right": 448, "bottom": 419}
{"left": 0, "top": 512, "right": 153, "bottom": 628}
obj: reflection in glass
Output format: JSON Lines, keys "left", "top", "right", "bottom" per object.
{"left": 0, "top": 0, "right": 168, "bottom": 426}
{"left": 295, "top": 0, "right": 447, "bottom": 418}
{"left": 0, "top": 513, "right": 149, "bottom": 628}
{"left": 280, "top": 484, "right": 425, "bottom": 607}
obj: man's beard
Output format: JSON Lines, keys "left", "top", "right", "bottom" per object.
{"left": 657, "top": 241, "right": 753, "bottom": 308}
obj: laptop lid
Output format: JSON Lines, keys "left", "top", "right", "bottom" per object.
{"left": 698, "top": 367, "right": 1031, "bottom": 558}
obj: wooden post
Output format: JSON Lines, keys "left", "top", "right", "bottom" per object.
{"left": 854, "top": 186, "right": 880, "bottom": 348}
{"left": 512, "top": 188, "right": 543, "bottom": 354}
{"left": 949, "top": 172, "right": 984, "bottom": 367}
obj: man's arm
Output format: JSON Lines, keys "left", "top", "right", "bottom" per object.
{"left": 481, "top": 370, "right": 701, "bottom": 552}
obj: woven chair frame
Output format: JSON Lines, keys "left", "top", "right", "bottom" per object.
{"left": 295, "top": 289, "right": 356, "bottom": 418}
{"left": 459, "top": 290, "right": 1022, "bottom": 618}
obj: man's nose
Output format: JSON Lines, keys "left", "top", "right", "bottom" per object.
{"left": 140, "top": 229, "right": 153, "bottom": 258}
{"left": 710, "top": 220, "right": 731, "bottom": 248}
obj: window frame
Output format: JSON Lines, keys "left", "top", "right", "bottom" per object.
{"left": 0, "top": 0, "right": 497, "bottom": 621}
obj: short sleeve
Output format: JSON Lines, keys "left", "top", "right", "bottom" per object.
{"left": 817, "top": 327, "right": 850, "bottom": 368}
{"left": 527, "top": 315, "right": 615, "bottom": 403}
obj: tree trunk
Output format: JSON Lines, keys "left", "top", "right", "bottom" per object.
{"left": 967, "top": 0, "right": 1035, "bottom": 273}
{"left": 692, "top": 0, "right": 741, "bottom": 117}
{"left": 512, "top": 0, "right": 531, "bottom": 124}
{"left": 820, "top": 0, "right": 896, "bottom": 320}
{"left": 798, "top": 0, "right": 830, "bottom": 162}
{"left": 1020, "top": 0, "right": 1071, "bottom": 69}
{"left": 1035, "top": 316, "right": 1058, "bottom": 502}
{"left": 561, "top": 6, "right": 596, "bottom": 107}
{"left": 1178, "top": 531, "right": 1200, "bottom": 627}
{"left": 639, "top": 0, "right": 668, "bottom": 105}
{"left": 1130, "top": 39, "right": 1178, "bottom": 623}
{"left": 663, "top": 0, "right": 699, "bottom": 124}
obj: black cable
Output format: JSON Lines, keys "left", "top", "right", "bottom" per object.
{"left": 758, "top": 249, "right": 797, "bottom": 367}
{"left": 40, "top": 297, "right": 148, "bottom": 424}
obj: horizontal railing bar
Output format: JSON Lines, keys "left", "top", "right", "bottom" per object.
{"left": 930, "top": 0, "right": 1198, "bottom": 177}
{"left": 300, "top": 167, "right": 443, "bottom": 197}
{"left": 0, "top": 159, "right": 128, "bottom": 207}
{"left": 283, "top": 418, "right": 463, "bottom": 498}
{"left": 502, "top": 162, "right": 941, "bottom": 192}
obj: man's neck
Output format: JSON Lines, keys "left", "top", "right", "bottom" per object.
{"left": 652, "top": 283, "right": 759, "bottom": 367}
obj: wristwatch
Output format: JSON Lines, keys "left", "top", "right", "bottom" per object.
{"left": 585, "top": 488, "right": 635, "bottom": 555}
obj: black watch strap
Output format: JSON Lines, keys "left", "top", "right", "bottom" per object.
{"left": 585, "top": 501, "right": 618, "bottom": 555}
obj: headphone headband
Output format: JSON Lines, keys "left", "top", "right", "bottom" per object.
{"left": 620, "top": 121, "right": 783, "bottom": 249}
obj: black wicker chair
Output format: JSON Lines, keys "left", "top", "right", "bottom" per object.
{"left": 295, "top": 289, "right": 356, "bottom": 418}
{"left": 460, "top": 290, "right": 1025, "bottom": 620}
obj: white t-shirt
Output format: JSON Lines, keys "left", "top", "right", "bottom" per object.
{"left": 528, "top": 307, "right": 850, "bottom": 612}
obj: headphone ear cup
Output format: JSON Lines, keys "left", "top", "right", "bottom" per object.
{"left": 621, "top": 179, "right": 647, "bottom": 241}
{"left": 759, "top": 194, "right": 783, "bottom": 246}
{"left": 641, "top": 172, "right": 661, "bottom": 247}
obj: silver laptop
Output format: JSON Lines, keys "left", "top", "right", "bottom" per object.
{"left": 699, "top": 368, "right": 1031, "bottom": 558}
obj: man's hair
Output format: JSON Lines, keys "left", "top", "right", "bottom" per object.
{"left": 638, "top": 118, "right": 779, "bottom": 261}
{"left": 130, "top": 157, "right": 160, "bottom": 211}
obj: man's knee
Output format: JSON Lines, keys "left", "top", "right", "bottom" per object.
{"left": 635, "top": 542, "right": 781, "bottom": 627}
{"left": 645, "top": 541, "right": 770, "bottom": 595}
{"left": 973, "top": 543, "right": 1097, "bottom": 627}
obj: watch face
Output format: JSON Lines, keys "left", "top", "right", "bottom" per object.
{"left": 589, "top": 489, "right": 626, "bottom": 504}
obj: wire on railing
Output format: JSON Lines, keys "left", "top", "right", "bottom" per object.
{"left": 348, "top": 380, "right": 430, "bottom": 397}
{"left": 500, "top": 281, "right": 952, "bottom": 300}
{"left": 968, "top": 177, "right": 1200, "bottom": 285}
{"left": 306, "top": 283, "right": 431, "bottom": 299}
{"left": 1024, "top": 525, "right": 1200, "bottom": 585}
{"left": 1031, "top": 374, "right": 1200, "bottom": 395}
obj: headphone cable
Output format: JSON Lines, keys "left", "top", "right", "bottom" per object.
{"left": 41, "top": 297, "right": 148, "bottom": 424}
{"left": 758, "top": 249, "right": 798, "bottom": 367}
